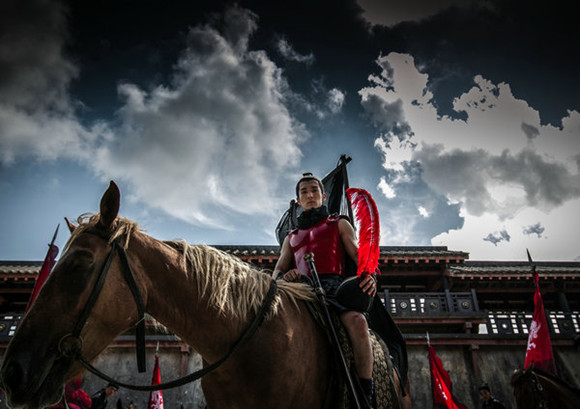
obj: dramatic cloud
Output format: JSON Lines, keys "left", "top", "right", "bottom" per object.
{"left": 93, "top": 6, "right": 306, "bottom": 228}
{"left": 360, "top": 52, "right": 580, "bottom": 259}
{"left": 1, "top": 4, "right": 308, "bottom": 230}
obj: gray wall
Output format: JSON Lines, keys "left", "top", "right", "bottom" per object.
{"left": 407, "top": 345, "right": 580, "bottom": 409}
{"left": 1, "top": 345, "right": 579, "bottom": 409}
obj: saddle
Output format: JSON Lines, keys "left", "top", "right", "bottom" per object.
{"left": 307, "top": 299, "right": 407, "bottom": 409}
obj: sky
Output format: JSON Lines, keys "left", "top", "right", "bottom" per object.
{"left": 1, "top": 0, "right": 578, "bottom": 262}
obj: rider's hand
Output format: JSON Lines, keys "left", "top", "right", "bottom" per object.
{"left": 359, "top": 273, "right": 377, "bottom": 297}
{"left": 283, "top": 269, "right": 302, "bottom": 282}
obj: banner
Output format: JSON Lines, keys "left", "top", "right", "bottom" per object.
{"left": 148, "top": 354, "right": 164, "bottom": 409}
{"left": 428, "top": 345, "right": 468, "bottom": 409}
{"left": 25, "top": 225, "right": 59, "bottom": 312}
{"left": 524, "top": 270, "right": 557, "bottom": 374}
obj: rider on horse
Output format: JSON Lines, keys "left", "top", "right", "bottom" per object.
{"left": 273, "top": 173, "right": 407, "bottom": 406}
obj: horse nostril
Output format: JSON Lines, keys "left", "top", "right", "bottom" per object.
{"left": 1, "top": 357, "right": 25, "bottom": 395}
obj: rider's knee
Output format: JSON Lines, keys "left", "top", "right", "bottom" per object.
{"left": 341, "top": 311, "right": 369, "bottom": 338}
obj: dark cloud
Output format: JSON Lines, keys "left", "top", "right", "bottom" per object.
{"left": 360, "top": 95, "right": 413, "bottom": 138}
{"left": 523, "top": 223, "right": 544, "bottom": 238}
{"left": 0, "top": 0, "right": 76, "bottom": 111}
{"left": 483, "top": 229, "right": 510, "bottom": 246}
{"left": 415, "top": 146, "right": 580, "bottom": 215}
{"left": 521, "top": 122, "right": 539, "bottom": 141}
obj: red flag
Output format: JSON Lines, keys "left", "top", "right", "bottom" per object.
{"left": 26, "top": 226, "right": 59, "bottom": 312}
{"left": 148, "top": 354, "right": 164, "bottom": 409}
{"left": 428, "top": 345, "right": 468, "bottom": 409}
{"left": 524, "top": 271, "right": 557, "bottom": 374}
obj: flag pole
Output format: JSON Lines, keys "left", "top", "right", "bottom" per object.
{"left": 49, "top": 224, "right": 60, "bottom": 248}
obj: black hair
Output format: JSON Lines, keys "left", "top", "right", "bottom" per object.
{"left": 478, "top": 383, "right": 490, "bottom": 392}
{"left": 295, "top": 172, "right": 324, "bottom": 197}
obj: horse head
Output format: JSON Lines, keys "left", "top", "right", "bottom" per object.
{"left": 0, "top": 181, "right": 146, "bottom": 409}
{"left": 512, "top": 365, "right": 553, "bottom": 409}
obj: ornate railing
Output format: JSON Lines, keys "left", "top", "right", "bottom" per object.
{"left": 483, "top": 310, "right": 580, "bottom": 336}
{"left": 383, "top": 290, "right": 480, "bottom": 316}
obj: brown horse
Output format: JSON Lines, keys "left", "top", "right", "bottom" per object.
{"left": 0, "top": 181, "right": 411, "bottom": 409}
{"left": 511, "top": 366, "right": 580, "bottom": 409}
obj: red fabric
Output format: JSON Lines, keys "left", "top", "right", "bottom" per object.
{"left": 51, "top": 378, "right": 91, "bottom": 409}
{"left": 26, "top": 243, "right": 59, "bottom": 312}
{"left": 428, "top": 346, "right": 468, "bottom": 409}
{"left": 524, "top": 272, "right": 557, "bottom": 374}
{"left": 148, "top": 355, "right": 164, "bottom": 409}
{"left": 289, "top": 215, "right": 345, "bottom": 277}
{"left": 346, "top": 188, "right": 380, "bottom": 276}
{"left": 70, "top": 390, "right": 92, "bottom": 409}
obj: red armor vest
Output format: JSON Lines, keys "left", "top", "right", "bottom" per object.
{"left": 289, "top": 214, "right": 346, "bottom": 277}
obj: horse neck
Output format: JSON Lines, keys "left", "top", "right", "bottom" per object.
{"left": 129, "top": 234, "right": 245, "bottom": 361}
{"left": 538, "top": 373, "right": 580, "bottom": 407}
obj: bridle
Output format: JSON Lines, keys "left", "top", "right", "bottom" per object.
{"left": 516, "top": 370, "right": 550, "bottom": 409}
{"left": 57, "top": 227, "right": 277, "bottom": 391}
{"left": 529, "top": 371, "right": 550, "bottom": 409}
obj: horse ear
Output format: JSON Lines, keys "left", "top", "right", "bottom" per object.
{"left": 97, "top": 181, "right": 120, "bottom": 231}
{"left": 64, "top": 217, "right": 76, "bottom": 234}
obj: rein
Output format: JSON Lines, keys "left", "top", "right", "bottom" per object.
{"left": 529, "top": 371, "right": 550, "bottom": 409}
{"left": 58, "top": 228, "right": 278, "bottom": 391}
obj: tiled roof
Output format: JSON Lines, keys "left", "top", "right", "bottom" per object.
{"left": 450, "top": 261, "right": 580, "bottom": 277}
{"left": 213, "top": 245, "right": 280, "bottom": 256}
{"left": 0, "top": 261, "right": 42, "bottom": 275}
{"left": 378, "top": 246, "right": 468, "bottom": 259}
{"left": 214, "top": 245, "right": 468, "bottom": 259}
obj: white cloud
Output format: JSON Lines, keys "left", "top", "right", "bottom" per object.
{"left": 276, "top": 38, "right": 314, "bottom": 65}
{"left": 418, "top": 206, "right": 429, "bottom": 217}
{"left": 93, "top": 7, "right": 307, "bottom": 228}
{"left": 377, "top": 176, "right": 396, "bottom": 199}
{"left": 360, "top": 52, "right": 580, "bottom": 259}
{"left": 326, "top": 88, "right": 346, "bottom": 114}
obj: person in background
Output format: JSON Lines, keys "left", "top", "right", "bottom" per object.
{"left": 479, "top": 384, "right": 507, "bottom": 409}
{"left": 91, "top": 382, "right": 118, "bottom": 409}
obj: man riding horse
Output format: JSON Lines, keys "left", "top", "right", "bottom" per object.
{"left": 273, "top": 173, "right": 408, "bottom": 407}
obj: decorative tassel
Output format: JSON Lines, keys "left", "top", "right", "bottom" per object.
{"left": 346, "top": 188, "right": 381, "bottom": 276}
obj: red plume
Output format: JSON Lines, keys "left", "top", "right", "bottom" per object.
{"left": 346, "top": 188, "right": 381, "bottom": 276}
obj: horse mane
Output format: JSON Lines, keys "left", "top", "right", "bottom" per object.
{"left": 165, "top": 241, "right": 316, "bottom": 320}
{"left": 65, "top": 213, "right": 316, "bottom": 321}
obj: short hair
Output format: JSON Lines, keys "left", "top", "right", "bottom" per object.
{"left": 478, "top": 383, "right": 490, "bottom": 392}
{"left": 107, "top": 382, "right": 119, "bottom": 390}
{"left": 295, "top": 172, "right": 324, "bottom": 197}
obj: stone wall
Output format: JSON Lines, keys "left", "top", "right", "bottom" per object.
{"left": 1, "top": 344, "right": 579, "bottom": 409}
{"left": 407, "top": 344, "right": 580, "bottom": 409}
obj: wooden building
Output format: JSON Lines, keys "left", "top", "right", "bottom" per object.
{"left": 1, "top": 245, "right": 579, "bottom": 408}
